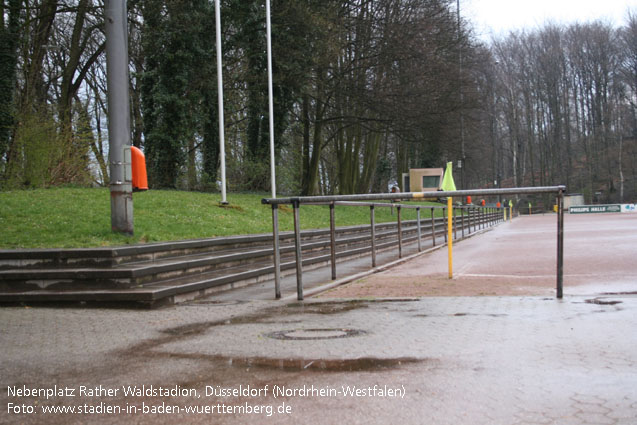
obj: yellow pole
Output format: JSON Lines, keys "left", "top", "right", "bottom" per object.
{"left": 510, "top": 206, "right": 513, "bottom": 220}
{"left": 447, "top": 197, "right": 453, "bottom": 279}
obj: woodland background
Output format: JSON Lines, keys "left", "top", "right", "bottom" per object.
{"left": 1, "top": 0, "right": 636, "bottom": 203}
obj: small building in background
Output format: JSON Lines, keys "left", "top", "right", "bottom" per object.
{"left": 401, "top": 168, "right": 444, "bottom": 192}
{"left": 564, "top": 194, "right": 585, "bottom": 209}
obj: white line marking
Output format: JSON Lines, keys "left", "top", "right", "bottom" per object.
{"left": 458, "top": 273, "right": 634, "bottom": 279}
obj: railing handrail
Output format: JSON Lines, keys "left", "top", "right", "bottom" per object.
{"left": 266, "top": 185, "right": 565, "bottom": 301}
{"left": 262, "top": 185, "right": 566, "bottom": 205}
{"left": 300, "top": 200, "right": 492, "bottom": 210}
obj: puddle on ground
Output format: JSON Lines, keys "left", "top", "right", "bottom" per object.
{"left": 413, "top": 313, "right": 508, "bottom": 318}
{"left": 161, "top": 321, "right": 214, "bottom": 336}
{"left": 149, "top": 352, "right": 425, "bottom": 372}
{"left": 600, "top": 291, "right": 637, "bottom": 296}
{"left": 125, "top": 299, "right": 423, "bottom": 374}
{"left": 226, "top": 356, "right": 424, "bottom": 372}
{"left": 584, "top": 298, "right": 622, "bottom": 306}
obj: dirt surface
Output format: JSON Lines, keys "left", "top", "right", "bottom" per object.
{"left": 321, "top": 273, "right": 555, "bottom": 297}
{"left": 320, "top": 213, "right": 637, "bottom": 298}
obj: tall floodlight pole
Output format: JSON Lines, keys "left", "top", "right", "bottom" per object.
{"left": 457, "top": 0, "right": 465, "bottom": 189}
{"left": 215, "top": 0, "right": 228, "bottom": 204}
{"left": 104, "top": 0, "right": 133, "bottom": 235}
{"left": 266, "top": 0, "right": 276, "bottom": 199}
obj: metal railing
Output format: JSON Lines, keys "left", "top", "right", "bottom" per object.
{"left": 262, "top": 186, "right": 566, "bottom": 301}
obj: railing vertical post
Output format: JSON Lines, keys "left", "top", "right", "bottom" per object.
{"left": 416, "top": 207, "right": 422, "bottom": 252}
{"left": 443, "top": 207, "right": 447, "bottom": 242}
{"left": 431, "top": 207, "right": 436, "bottom": 247}
{"left": 271, "top": 205, "right": 281, "bottom": 299}
{"left": 329, "top": 202, "right": 336, "bottom": 280}
{"left": 478, "top": 207, "right": 484, "bottom": 230}
{"left": 370, "top": 205, "right": 376, "bottom": 267}
{"left": 461, "top": 207, "right": 465, "bottom": 238}
{"left": 453, "top": 207, "right": 458, "bottom": 240}
{"left": 557, "top": 189, "right": 564, "bottom": 299}
{"left": 447, "top": 197, "right": 453, "bottom": 279}
{"left": 292, "top": 199, "right": 303, "bottom": 300}
{"left": 397, "top": 205, "right": 403, "bottom": 258}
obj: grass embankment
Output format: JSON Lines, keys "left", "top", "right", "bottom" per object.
{"left": 0, "top": 188, "right": 446, "bottom": 249}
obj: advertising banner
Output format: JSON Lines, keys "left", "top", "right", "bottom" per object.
{"left": 568, "top": 204, "right": 622, "bottom": 214}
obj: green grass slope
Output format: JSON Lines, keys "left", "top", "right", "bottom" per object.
{"left": 0, "top": 188, "right": 445, "bottom": 249}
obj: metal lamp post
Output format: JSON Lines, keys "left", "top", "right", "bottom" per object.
{"left": 104, "top": 0, "right": 133, "bottom": 235}
{"left": 215, "top": 0, "right": 228, "bottom": 205}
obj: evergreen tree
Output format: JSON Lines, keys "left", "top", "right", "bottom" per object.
{"left": 0, "top": 0, "right": 21, "bottom": 166}
{"left": 141, "top": 0, "right": 216, "bottom": 189}
{"left": 227, "top": 0, "right": 318, "bottom": 191}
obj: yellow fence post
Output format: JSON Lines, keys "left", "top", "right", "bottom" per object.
{"left": 441, "top": 161, "right": 456, "bottom": 280}
{"left": 447, "top": 197, "right": 453, "bottom": 279}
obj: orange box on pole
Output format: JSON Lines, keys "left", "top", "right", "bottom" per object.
{"left": 130, "top": 146, "right": 148, "bottom": 191}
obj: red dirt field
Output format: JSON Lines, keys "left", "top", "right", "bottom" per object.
{"left": 320, "top": 213, "right": 637, "bottom": 298}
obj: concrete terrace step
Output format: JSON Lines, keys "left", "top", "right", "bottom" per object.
{"left": 0, "top": 221, "right": 427, "bottom": 289}
{"left": 0, "top": 229, "right": 431, "bottom": 305}
{"left": 0, "top": 211, "right": 500, "bottom": 305}
{"left": 0, "top": 220, "right": 423, "bottom": 270}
